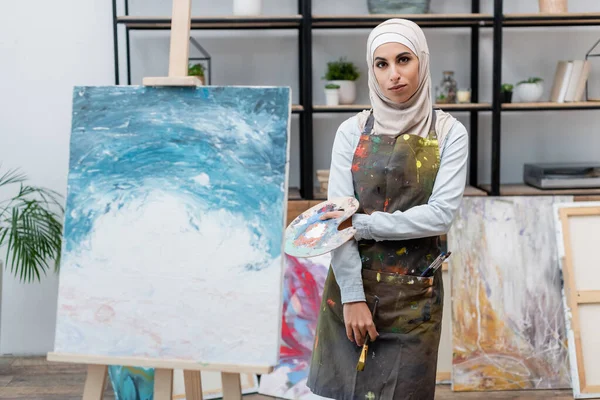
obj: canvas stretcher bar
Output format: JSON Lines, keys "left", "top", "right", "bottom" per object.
{"left": 556, "top": 203, "right": 600, "bottom": 398}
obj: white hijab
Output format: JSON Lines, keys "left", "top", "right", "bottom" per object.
{"left": 357, "top": 18, "right": 456, "bottom": 146}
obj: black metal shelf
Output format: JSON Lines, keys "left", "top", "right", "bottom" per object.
{"left": 311, "top": 13, "right": 493, "bottom": 29}
{"left": 313, "top": 103, "right": 492, "bottom": 113}
{"left": 111, "top": 0, "right": 600, "bottom": 200}
{"left": 503, "top": 12, "right": 600, "bottom": 27}
{"left": 501, "top": 102, "right": 600, "bottom": 111}
{"left": 117, "top": 15, "right": 303, "bottom": 30}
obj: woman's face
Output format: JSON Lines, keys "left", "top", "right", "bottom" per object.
{"left": 373, "top": 42, "right": 419, "bottom": 104}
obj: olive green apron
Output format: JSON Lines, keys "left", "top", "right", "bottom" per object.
{"left": 307, "top": 109, "right": 444, "bottom": 400}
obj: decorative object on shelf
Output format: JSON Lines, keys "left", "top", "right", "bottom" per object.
{"left": 324, "top": 84, "right": 340, "bottom": 106}
{"left": 585, "top": 38, "right": 600, "bottom": 101}
{"left": 523, "top": 163, "right": 600, "bottom": 190}
{"left": 323, "top": 57, "right": 360, "bottom": 105}
{"left": 538, "top": 0, "right": 568, "bottom": 13}
{"left": 316, "top": 169, "right": 330, "bottom": 194}
{"left": 233, "top": 0, "right": 262, "bottom": 16}
{"left": 189, "top": 37, "right": 211, "bottom": 85}
{"left": 0, "top": 167, "right": 64, "bottom": 283}
{"left": 500, "top": 83, "right": 513, "bottom": 103}
{"left": 367, "top": 0, "right": 430, "bottom": 14}
{"left": 516, "top": 77, "right": 544, "bottom": 102}
{"left": 435, "top": 71, "right": 457, "bottom": 104}
{"left": 457, "top": 88, "right": 471, "bottom": 104}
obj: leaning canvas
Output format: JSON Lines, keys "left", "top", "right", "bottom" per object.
{"left": 449, "top": 196, "right": 572, "bottom": 391}
{"left": 53, "top": 86, "right": 291, "bottom": 367}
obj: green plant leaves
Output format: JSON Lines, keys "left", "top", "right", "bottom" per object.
{"left": 323, "top": 57, "right": 360, "bottom": 81}
{"left": 0, "top": 167, "right": 64, "bottom": 283}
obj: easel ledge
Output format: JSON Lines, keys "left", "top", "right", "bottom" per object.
{"left": 47, "top": 352, "right": 274, "bottom": 374}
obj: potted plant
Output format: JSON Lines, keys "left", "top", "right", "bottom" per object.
{"left": 188, "top": 63, "right": 206, "bottom": 85}
{"left": 233, "top": 0, "right": 262, "bottom": 16}
{"left": 0, "top": 167, "right": 64, "bottom": 282}
{"left": 324, "top": 83, "right": 340, "bottom": 106}
{"left": 516, "top": 77, "right": 544, "bottom": 102}
{"left": 323, "top": 57, "right": 360, "bottom": 105}
{"left": 500, "top": 83, "right": 513, "bottom": 103}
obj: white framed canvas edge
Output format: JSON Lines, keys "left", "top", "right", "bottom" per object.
{"left": 553, "top": 201, "right": 600, "bottom": 399}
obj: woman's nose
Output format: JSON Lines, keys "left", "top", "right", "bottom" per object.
{"left": 389, "top": 66, "right": 401, "bottom": 81}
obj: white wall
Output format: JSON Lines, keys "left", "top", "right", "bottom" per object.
{"left": 0, "top": 0, "right": 598, "bottom": 354}
{"left": 0, "top": 0, "right": 114, "bottom": 354}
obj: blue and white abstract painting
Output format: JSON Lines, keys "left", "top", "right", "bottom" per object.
{"left": 53, "top": 86, "right": 291, "bottom": 366}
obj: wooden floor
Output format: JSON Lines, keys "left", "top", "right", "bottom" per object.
{"left": 0, "top": 356, "right": 575, "bottom": 400}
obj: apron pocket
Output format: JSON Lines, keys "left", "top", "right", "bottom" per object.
{"left": 361, "top": 268, "right": 434, "bottom": 335}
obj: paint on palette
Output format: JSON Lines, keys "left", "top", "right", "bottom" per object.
{"left": 284, "top": 197, "right": 358, "bottom": 258}
{"left": 449, "top": 196, "right": 572, "bottom": 391}
{"left": 53, "top": 86, "right": 291, "bottom": 366}
{"left": 258, "top": 254, "right": 330, "bottom": 399}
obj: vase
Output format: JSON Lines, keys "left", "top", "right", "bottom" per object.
{"left": 516, "top": 83, "right": 544, "bottom": 103}
{"left": 367, "top": 0, "right": 430, "bottom": 14}
{"left": 435, "top": 71, "right": 458, "bottom": 104}
{"left": 233, "top": 0, "right": 262, "bottom": 16}
{"left": 328, "top": 80, "right": 356, "bottom": 105}
{"left": 324, "top": 89, "right": 340, "bottom": 106}
{"left": 539, "top": 0, "right": 567, "bottom": 13}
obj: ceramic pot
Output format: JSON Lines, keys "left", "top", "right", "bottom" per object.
{"left": 500, "top": 91, "right": 513, "bottom": 103}
{"left": 328, "top": 80, "right": 356, "bottom": 104}
{"left": 324, "top": 89, "right": 340, "bottom": 106}
{"left": 233, "top": 0, "right": 262, "bottom": 16}
{"left": 516, "top": 83, "right": 544, "bottom": 103}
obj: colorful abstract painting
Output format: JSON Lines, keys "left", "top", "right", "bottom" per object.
{"left": 53, "top": 86, "right": 291, "bottom": 366}
{"left": 449, "top": 196, "right": 573, "bottom": 391}
{"left": 258, "top": 254, "right": 330, "bottom": 399}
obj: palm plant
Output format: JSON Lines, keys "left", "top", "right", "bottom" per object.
{"left": 0, "top": 166, "right": 64, "bottom": 282}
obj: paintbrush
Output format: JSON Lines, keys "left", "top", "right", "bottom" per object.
{"left": 356, "top": 296, "right": 379, "bottom": 372}
{"left": 420, "top": 251, "right": 452, "bottom": 277}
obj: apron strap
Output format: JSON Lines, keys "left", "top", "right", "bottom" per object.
{"left": 429, "top": 107, "right": 438, "bottom": 140}
{"left": 362, "top": 111, "right": 375, "bottom": 135}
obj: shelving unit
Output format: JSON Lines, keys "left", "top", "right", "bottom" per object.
{"left": 490, "top": 0, "right": 600, "bottom": 196}
{"left": 111, "top": 0, "right": 600, "bottom": 200}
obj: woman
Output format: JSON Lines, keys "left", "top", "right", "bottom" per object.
{"left": 306, "top": 19, "right": 468, "bottom": 400}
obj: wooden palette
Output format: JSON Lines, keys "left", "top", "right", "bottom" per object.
{"left": 284, "top": 197, "right": 358, "bottom": 258}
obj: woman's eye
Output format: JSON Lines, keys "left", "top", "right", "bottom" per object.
{"left": 376, "top": 62, "right": 387, "bottom": 68}
{"left": 399, "top": 57, "right": 410, "bottom": 64}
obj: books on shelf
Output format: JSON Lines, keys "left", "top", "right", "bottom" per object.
{"left": 549, "top": 59, "right": 591, "bottom": 103}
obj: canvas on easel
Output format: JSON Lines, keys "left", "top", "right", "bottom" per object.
{"left": 47, "top": 1, "right": 292, "bottom": 399}
{"left": 554, "top": 202, "right": 600, "bottom": 399}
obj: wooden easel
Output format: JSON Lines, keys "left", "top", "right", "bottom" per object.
{"left": 47, "top": 1, "right": 275, "bottom": 398}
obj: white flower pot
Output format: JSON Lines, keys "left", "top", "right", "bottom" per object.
{"left": 328, "top": 80, "right": 356, "bottom": 104}
{"left": 325, "top": 89, "right": 340, "bottom": 106}
{"left": 516, "top": 83, "right": 544, "bottom": 103}
{"left": 233, "top": 0, "right": 262, "bottom": 16}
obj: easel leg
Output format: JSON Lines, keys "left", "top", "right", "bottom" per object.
{"left": 184, "top": 370, "right": 204, "bottom": 400}
{"left": 221, "top": 372, "right": 242, "bottom": 400}
{"left": 82, "top": 364, "right": 107, "bottom": 400}
{"left": 154, "top": 368, "right": 174, "bottom": 400}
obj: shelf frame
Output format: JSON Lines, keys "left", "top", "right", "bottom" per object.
{"left": 111, "top": 0, "right": 600, "bottom": 200}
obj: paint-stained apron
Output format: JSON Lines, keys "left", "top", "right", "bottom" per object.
{"left": 307, "top": 109, "right": 444, "bottom": 400}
